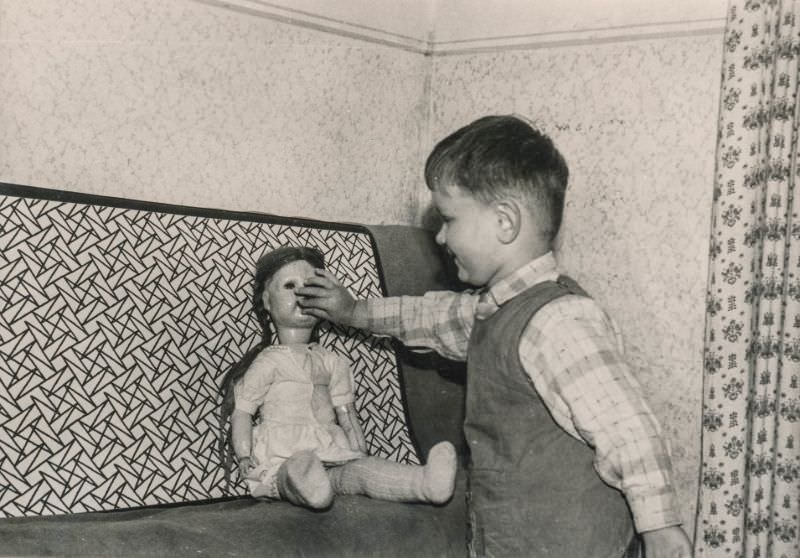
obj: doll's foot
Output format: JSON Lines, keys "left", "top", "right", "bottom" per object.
{"left": 278, "top": 450, "right": 333, "bottom": 509}
{"left": 422, "top": 441, "right": 457, "bottom": 504}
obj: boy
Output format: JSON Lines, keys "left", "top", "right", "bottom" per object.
{"left": 298, "top": 115, "right": 692, "bottom": 557}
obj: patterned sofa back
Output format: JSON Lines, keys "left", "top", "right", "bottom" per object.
{"left": 0, "top": 183, "right": 418, "bottom": 518}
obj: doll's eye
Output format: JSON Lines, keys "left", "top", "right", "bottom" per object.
{"left": 284, "top": 280, "right": 297, "bottom": 290}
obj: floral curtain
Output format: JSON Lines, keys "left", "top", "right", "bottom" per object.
{"left": 696, "top": 1, "right": 800, "bottom": 557}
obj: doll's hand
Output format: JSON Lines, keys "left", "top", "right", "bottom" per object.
{"left": 237, "top": 456, "right": 258, "bottom": 478}
{"left": 296, "top": 269, "right": 356, "bottom": 325}
{"left": 641, "top": 526, "right": 693, "bottom": 558}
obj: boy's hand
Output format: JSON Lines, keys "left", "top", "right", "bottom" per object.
{"left": 641, "top": 526, "right": 693, "bottom": 558}
{"left": 296, "top": 269, "right": 356, "bottom": 325}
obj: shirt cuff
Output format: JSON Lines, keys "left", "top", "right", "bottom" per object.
{"left": 627, "top": 487, "right": 683, "bottom": 533}
{"left": 353, "top": 298, "right": 398, "bottom": 336}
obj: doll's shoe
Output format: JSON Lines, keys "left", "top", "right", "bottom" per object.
{"left": 422, "top": 441, "right": 457, "bottom": 504}
{"left": 278, "top": 450, "right": 334, "bottom": 509}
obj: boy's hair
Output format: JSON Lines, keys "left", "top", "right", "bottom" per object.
{"left": 425, "top": 115, "right": 569, "bottom": 241}
{"left": 218, "top": 245, "right": 325, "bottom": 488}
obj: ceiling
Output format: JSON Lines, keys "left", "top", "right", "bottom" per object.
{"left": 211, "top": 0, "right": 727, "bottom": 53}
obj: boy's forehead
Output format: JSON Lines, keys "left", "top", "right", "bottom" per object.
{"left": 432, "top": 180, "right": 461, "bottom": 194}
{"left": 432, "top": 183, "right": 479, "bottom": 208}
{"left": 432, "top": 182, "right": 464, "bottom": 200}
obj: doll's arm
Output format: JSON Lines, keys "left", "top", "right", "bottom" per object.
{"left": 335, "top": 403, "right": 367, "bottom": 454}
{"left": 231, "top": 409, "right": 258, "bottom": 476}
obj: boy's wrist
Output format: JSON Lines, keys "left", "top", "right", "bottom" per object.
{"left": 349, "top": 299, "right": 369, "bottom": 329}
{"left": 640, "top": 526, "right": 692, "bottom": 557}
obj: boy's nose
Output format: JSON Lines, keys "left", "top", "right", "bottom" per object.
{"left": 435, "top": 226, "right": 446, "bottom": 246}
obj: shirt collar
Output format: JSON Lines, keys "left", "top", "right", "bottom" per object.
{"left": 475, "top": 252, "right": 559, "bottom": 319}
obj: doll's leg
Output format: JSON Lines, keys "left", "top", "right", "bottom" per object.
{"left": 276, "top": 450, "right": 334, "bottom": 509}
{"left": 328, "top": 441, "right": 456, "bottom": 504}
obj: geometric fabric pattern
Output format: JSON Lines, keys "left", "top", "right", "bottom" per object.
{"left": 0, "top": 183, "right": 419, "bottom": 518}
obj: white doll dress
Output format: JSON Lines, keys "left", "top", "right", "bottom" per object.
{"left": 233, "top": 343, "right": 364, "bottom": 497}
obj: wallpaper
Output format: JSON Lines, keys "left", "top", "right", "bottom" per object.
{"left": 1, "top": 0, "right": 724, "bottom": 536}
{"left": 427, "top": 36, "right": 724, "bottom": 531}
{"left": 0, "top": 0, "right": 429, "bottom": 224}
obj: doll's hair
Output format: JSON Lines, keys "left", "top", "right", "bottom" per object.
{"left": 218, "top": 245, "right": 326, "bottom": 489}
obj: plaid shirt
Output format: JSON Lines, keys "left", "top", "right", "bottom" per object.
{"left": 356, "top": 252, "right": 681, "bottom": 533}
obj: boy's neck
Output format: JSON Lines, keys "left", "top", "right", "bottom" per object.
{"left": 487, "top": 244, "right": 551, "bottom": 288}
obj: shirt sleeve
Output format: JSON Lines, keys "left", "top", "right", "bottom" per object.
{"left": 357, "top": 290, "right": 479, "bottom": 361}
{"left": 233, "top": 351, "right": 276, "bottom": 415}
{"left": 327, "top": 352, "right": 355, "bottom": 407}
{"left": 518, "top": 296, "right": 682, "bottom": 533}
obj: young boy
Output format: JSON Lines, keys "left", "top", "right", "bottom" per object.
{"left": 298, "top": 115, "right": 692, "bottom": 558}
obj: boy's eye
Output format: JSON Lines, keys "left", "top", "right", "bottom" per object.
{"left": 284, "top": 281, "right": 296, "bottom": 290}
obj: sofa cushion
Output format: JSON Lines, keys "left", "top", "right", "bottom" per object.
{"left": 0, "top": 183, "right": 419, "bottom": 518}
{"left": 365, "top": 225, "right": 468, "bottom": 461}
{"left": 0, "top": 473, "right": 467, "bottom": 558}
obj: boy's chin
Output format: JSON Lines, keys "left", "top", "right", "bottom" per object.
{"left": 456, "top": 267, "right": 485, "bottom": 287}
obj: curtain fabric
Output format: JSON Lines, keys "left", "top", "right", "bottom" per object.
{"left": 696, "top": 1, "right": 800, "bottom": 557}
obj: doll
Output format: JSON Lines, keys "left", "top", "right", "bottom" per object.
{"left": 220, "top": 246, "right": 456, "bottom": 509}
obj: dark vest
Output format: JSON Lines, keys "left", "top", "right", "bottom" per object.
{"left": 465, "top": 277, "right": 633, "bottom": 558}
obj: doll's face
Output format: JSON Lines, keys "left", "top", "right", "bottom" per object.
{"left": 262, "top": 259, "right": 320, "bottom": 331}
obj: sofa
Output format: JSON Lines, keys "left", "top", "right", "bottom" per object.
{"left": 0, "top": 182, "right": 468, "bottom": 557}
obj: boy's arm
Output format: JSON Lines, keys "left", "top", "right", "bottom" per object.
{"left": 298, "top": 268, "right": 477, "bottom": 361}
{"left": 519, "top": 300, "right": 685, "bottom": 536}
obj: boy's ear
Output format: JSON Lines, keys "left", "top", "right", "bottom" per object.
{"left": 493, "top": 200, "right": 521, "bottom": 244}
{"left": 261, "top": 288, "right": 272, "bottom": 312}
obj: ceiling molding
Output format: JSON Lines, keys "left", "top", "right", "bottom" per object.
{"left": 195, "top": 0, "right": 431, "bottom": 54}
{"left": 198, "top": 0, "right": 725, "bottom": 56}
{"left": 430, "top": 18, "right": 726, "bottom": 55}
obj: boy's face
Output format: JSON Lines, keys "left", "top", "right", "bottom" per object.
{"left": 262, "top": 260, "right": 320, "bottom": 331}
{"left": 432, "top": 184, "right": 502, "bottom": 287}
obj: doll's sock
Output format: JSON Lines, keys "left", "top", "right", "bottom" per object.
{"left": 421, "top": 441, "right": 458, "bottom": 503}
{"left": 277, "top": 450, "right": 333, "bottom": 509}
{"left": 329, "top": 441, "right": 456, "bottom": 504}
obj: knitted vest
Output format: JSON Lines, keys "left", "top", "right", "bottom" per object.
{"left": 465, "top": 277, "right": 633, "bottom": 558}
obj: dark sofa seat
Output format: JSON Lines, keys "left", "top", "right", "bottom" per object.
{"left": 0, "top": 475, "right": 467, "bottom": 557}
{"left": 0, "top": 184, "right": 468, "bottom": 557}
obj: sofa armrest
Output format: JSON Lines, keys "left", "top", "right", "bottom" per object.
{"left": 366, "top": 225, "right": 467, "bottom": 461}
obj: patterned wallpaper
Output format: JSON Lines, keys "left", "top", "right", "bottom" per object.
{"left": 1, "top": 0, "right": 725, "bottom": 536}
{"left": 427, "top": 36, "right": 724, "bottom": 531}
{"left": 0, "top": 0, "right": 429, "bottom": 224}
